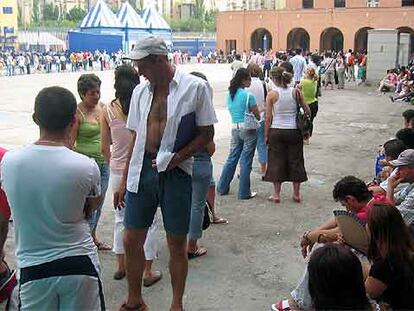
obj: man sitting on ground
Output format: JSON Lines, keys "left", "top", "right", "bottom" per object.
{"left": 271, "top": 176, "right": 373, "bottom": 311}
{"left": 385, "top": 149, "right": 414, "bottom": 228}
{"left": 0, "top": 87, "right": 105, "bottom": 310}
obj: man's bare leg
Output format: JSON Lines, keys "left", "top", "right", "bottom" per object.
{"left": 123, "top": 228, "right": 148, "bottom": 309}
{"left": 166, "top": 234, "right": 188, "bottom": 311}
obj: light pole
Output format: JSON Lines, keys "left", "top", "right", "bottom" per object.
{"left": 242, "top": 8, "right": 246, "bottom": 52}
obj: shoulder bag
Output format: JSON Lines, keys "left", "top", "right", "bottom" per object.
{"left": 294, "top": 89, "right": 311, "bottom": 139}
{"left": 244, "top": 93, "right": 260, "bottom": 130}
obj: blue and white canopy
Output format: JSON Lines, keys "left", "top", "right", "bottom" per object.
{"left": 117, "top": 1, "right": 147, "bottom": 29}
{"left": 80, "top": 0, "right": 122, "bottom": 29}
{"left": 141, "top": 4, "right": 171, "bottom": 31}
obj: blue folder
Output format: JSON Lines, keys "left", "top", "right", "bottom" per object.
{"left": 173, "top": 112, "right": 196, "bottom": 152}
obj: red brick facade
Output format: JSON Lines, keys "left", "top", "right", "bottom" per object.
{"left": 216, "top": 0, "right": 414, "bottom": 53}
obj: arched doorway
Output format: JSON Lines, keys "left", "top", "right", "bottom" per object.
{"left": 320, "top": 27, "right": 344, "bottom": 52}
{"left": 397, "top": 26, "right": 414, "bottom": 53}
{"left": 354, "top": 27, "right": 373, "bottom": 53}
{"left": 287, "top": 28, "right": 310, "bottom": 51}
{"left": 251, "top": 28, "right": 272, "bottom": 51}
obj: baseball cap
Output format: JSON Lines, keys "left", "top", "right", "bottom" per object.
{"left": 389, "top": 149, "right": 414, "bottom": 167}
{"left": 125, "top": 36, "right": 168, "bottom": 60}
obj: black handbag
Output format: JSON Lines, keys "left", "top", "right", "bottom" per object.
{"left": 294, "top": 89, "right": 312, "bottom": 139}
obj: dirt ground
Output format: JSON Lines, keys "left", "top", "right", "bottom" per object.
{"left": 0, "top": 64, "right": 408, "bottom": 310}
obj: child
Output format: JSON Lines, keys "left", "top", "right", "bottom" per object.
{"left": 369, "top": 139, "right": 407, "bottom": 195}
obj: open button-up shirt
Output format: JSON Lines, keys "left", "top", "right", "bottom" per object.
{"left": 126, "top": 69, "right": 217, "bottom": 194}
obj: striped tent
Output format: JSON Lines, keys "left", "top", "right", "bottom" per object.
{"left": 141, "top": 3, "right": 171, "bottom": 31}
{"left": 117, "top": 1, "right": 149, "bottom": 52}
{"left": 80, "top": 0, "right": 122, "bottom": 29}
{"left": 141, "top": 3, "right": 172, "bottom": 45}
{"left": 117, "top": 1, "right": 147, "bottom": 29}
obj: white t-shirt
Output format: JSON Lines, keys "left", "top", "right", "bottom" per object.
{"left": 247, "top": 77, "right": 266, "bottom": 119}
{"left": 0, "top": 145, "right": 100, "bottom": 269}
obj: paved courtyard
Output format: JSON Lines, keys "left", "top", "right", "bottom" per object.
{"left": 0, "top": 64, "right": 408, "bottom": 310}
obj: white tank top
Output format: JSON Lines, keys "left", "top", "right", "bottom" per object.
{"left": 271, "top": 86, "right": 297, "bottom": 129}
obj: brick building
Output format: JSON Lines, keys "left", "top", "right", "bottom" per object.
{"left": 216, "top": 0, "right": 414, "bottom": 53}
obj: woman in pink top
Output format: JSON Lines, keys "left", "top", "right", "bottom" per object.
{"left": 101, "top": 65, "right": 161, "bottom": 286}
{"left": 378, "top": 69, "right": 398, "bottom": 93}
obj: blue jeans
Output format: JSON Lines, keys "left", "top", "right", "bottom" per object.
{"left": 189, "top": 153, "right": 212, "bottom": 240}
{"left": 88, "top": 162, "right": 110, "bottom": 232}
{"left": 256, "top": 121, "right": 267, "bottom": 166}
{"left": 217, "top": 128, "right": 257, "bottom": 199}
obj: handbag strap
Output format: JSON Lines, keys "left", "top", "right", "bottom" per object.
{"left": 326, "top": 58, "right": 335, "bottom": 71}
{"left": 244, "top": 92, "right": 250, "bottom": 113}
{"left": 293, "top": 88, "right": 301, "bottom": 113}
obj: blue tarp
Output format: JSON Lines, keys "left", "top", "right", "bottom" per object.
{"left": 172, "top": 39, "right": 216, "bottom": 56}
{"left": 68, "top": 31, "right": 122, "bottom": 52}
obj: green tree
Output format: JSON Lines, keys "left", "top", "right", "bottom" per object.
{"left": 193, "top": 0, "right": 205, "bottom": 19}
{"left": 43, "top": 3, "right": 59, "bottom": 20}
{"left": 66, "top": 7, "right": 87, "bottom": 21}
{"left": 32, "top": 0, "right": 40, "bottom": 23}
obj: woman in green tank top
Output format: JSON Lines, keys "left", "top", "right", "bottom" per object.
{"left": 299, "top": 67, "right": 319, "bottom": 144}
{"left": 70, "top": 73, "right": 111, "bottom": 250}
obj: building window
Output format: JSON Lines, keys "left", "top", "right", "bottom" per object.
{"left": 3, "top": 27, "right": 14, "bottom": 34}
{"left": 334, "top": 0, "right": 346, "bottom": 7}
{"left": 367, "top": 0, "right": 379, "bottom": 7}
{"left": 2, "top": 7, "right": 13, "bottom": 14}
{"left": 225, "top": 40, "right": 236, "bottom": 54}
{"left": 303, "top": 0, "right": 313, "bottom": 8}
{"left": 402, "top": 0, "right": 414, "bottom": 6}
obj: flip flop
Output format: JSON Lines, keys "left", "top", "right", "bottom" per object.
{"left": 271, "top": 300, "right": 291, "bottom": 311}
{"left": 292, "top": 196, "right": 301, "bottom": 203}
{"left": 143, "top": 270, "right": 162, "bottom": 287}
{"left": 96, "top": 242, "right": 111, "bottom": 251}
{"left": 113, "top": 270, "right": 126, "bottom": 280}
{"left": 119, "top": 302, "right": 149, "bottom": 311}
{"left": 268, "top": 196, "right": 281, "bottom": 203}
{"left": 212, "top": 217, "right": 228, "bottom": 224}
{"left": 188, "top": 247, "right": 207, "bottom": 260}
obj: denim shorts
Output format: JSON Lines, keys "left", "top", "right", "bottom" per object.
{"left": 124, "top": 152, "right": 192, "bottom": 236}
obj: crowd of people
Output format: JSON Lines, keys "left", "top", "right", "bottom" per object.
{"left": 0, "top": 50, "right": 124, "bottom": 76}
{"left": 229, "top": 48, "right": 369, "bottom": 89}
{"left": 377, "top": 66, "right": 414, "bottom": 103}
{"left": 0, "top": 35, "right": 413, "bottom": 311}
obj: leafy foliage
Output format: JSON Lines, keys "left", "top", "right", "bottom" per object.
{"left": 167, "top": 9, "right": 216, "bottom": 32}
{"left": 66, "top": 7, "right": 87, "bottom": 22}
{"left": 43, "top": 3, "right": 59, "bottom": 21}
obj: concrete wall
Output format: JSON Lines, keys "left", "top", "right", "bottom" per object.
{"left": 366, "top": 29, "right": 398, "bottom": 83}
{"left": 398, "top": 33, "right": 411, "bottom": 66}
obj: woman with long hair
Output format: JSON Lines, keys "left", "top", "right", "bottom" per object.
{"left": 299, "top": 67, "right": 318, "bottom": 144}
{"left": 217, "top": 68, "right": 260, "bottom": 200}
{"left": 101, "top": 65, "right": 161, "bottom": 285}
{"left": 365, "top": 204, "right": 414, "bottom": 309}
{"left": 263, "top": 67, "right": 311, "bottom": 203}
{"left": 308, "top": 243, "right": 370, "bottom": 310}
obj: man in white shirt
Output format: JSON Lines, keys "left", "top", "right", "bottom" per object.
{"left": 117, "top": 36, "right": 217, "bottom": 311}
{"left": 289, "top": 49, "right": 307, "bottom": 86}
{"left": 0, "top": 86, "right": 105, "bottom": 310}
{"left": 247, "top": 63, "right": 267, "bottom": 174}
{"left": 230, "top": 54, "right": 243, "bottom": 77}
